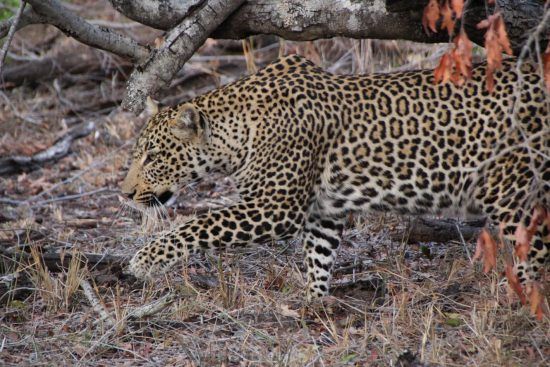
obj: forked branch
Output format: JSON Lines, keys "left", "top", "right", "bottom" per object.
{"left": 121, "top": 0, "right": 246, "bottom": 113}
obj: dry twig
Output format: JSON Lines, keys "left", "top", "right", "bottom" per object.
{"left": 0, "top": 0, "right": 26, "bottom": 75}
{"left": 80, "top": 279, "right": 116, "bottom": 327}
{"left": 0, "top": 121, "right": 95, "bottom": 176}
{"left": 0, "top": 7, "right": 44, "bottom": 40}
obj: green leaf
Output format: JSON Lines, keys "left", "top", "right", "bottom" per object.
{"left": 341, "top": 353, "right": 357, "bottom": 363}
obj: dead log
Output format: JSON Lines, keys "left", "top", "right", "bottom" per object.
{"left": 0, "top": 54, "right": 131, "bottom": 88}
{"left": 394, "top": 217, "right": 486, "bottom": 244}
{"left": 0, "top": 121, "right": 95, "bottom": 176}
{"left": 0, "top": 245, "right": 127, "bottom": 273}
{"left": 0, "top": 245, "right": 219, "bottom": 304}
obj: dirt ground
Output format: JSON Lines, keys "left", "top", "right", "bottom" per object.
{"left": 1, "top": 2, "right": 548, "bottom": 366}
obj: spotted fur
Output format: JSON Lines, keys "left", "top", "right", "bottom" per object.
{"left": 122, "top": 55, "right": 549, "bottom": 300}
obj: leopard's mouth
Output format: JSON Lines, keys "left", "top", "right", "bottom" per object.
{"left": 148, "top": 190, "right": 175, "bottom": 207}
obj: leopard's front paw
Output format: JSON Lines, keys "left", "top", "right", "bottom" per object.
{"left": 128, "top": 241, "right": 176, "bottom": 279}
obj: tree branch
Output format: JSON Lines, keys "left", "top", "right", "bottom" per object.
{"left": 0, "top": 0, "right": 26, "bottom": 75}
{"left": 25, "top": 0, "right": 150, "bottom": 62}
{"left": 0, "top": 121, "right": 95, "bottom": 176}
{"left": 108, "top": 0, "right": 548, "bottom": 55}
{"left": 0, "top": 7, "right": 45, "bottom": 40}
{"left": 121, "top": 0, "right": 246, "bottom": 114}
{"left": 108, "top": 0, "right": 206, "bottom": 31}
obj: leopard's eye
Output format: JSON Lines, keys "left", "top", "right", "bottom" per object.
{"left": 143, "top": 151, "right": 157, "bottom": 165}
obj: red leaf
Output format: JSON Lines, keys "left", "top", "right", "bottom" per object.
{"left": 422, "top": 0, "right": 441, "bottom": 33}
{"left": 434, "top": 53, "right": 453, "bottom": 84}
{"left": 544, "top": 42, "right": 550, "bottom": 91}
{"left": 451, "top": 0, "right": 464, "bottom": 18}
{"left": 527, "top": 283, "right": 548, "bottom": 321}
{"left": 515, "top": 207, "right": 548, "bottom": 261}
{"left": 505, "top": 262, "right": 527, "bottom": 305}
{"left": 473, "top": 229, "right": 498, "bottom": 273}
{"left": 514, "top": 224, "right": 531, "bottom": 262}
{"left": 477, "top": 13, "right": 512, "bottom": 92}
{"left": 453, "top": 30, "right": 473, "bottom": 81}
{"left": 441, "top": 3, "right": 455, "bottom": 35}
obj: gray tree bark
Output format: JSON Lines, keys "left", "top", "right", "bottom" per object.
{"left": 108, "top": 0, "right": 548, "bottom": 54}
{"left": 2, "top": 0, "right": 547, "bottom": 114}
{"left": 25, "top": 0, "right": 150, "bottom": 62}
{"left": 121, "top": 0, "right": 246, "bottom": 113}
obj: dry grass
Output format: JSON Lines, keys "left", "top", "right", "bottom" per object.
{"left": 1, "top": 3, "right": 549, "bottom": 365}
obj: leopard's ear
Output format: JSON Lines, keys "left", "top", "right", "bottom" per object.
{"left": 145, "top": 96, "right": 159, "bottom": 115}
{"left": 171, "top": 104, "right": 207, "bottom": 140}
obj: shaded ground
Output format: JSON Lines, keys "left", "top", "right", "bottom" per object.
{"left": 1, "top": 2, "right": 548, "bottom": 365}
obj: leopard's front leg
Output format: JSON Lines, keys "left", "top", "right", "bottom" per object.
{"left": 302, "top": 212, "right": 345, "bottom": 301}
{"left": 129, "top": 202, "right": 305, "bottom": 279}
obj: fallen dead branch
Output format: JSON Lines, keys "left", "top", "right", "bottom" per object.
{"left": 0, "top": 121, "right": 95, "bottom": 176}
{"left": 0, "top": 245, "right": 127, "bottom": 274}
{"left": 1, "top": 54, "right": 132, "bottom": 89}
{"left": 127, "top": 292, "right": 176, "bottom": 319}
{"left": 0, "top": 245, "right": 219, "bottom": 304}
{"left": 395, "top": 217, "right": 485, "bottom": 244}
{"left": 79, "top": 278, "right": 116, "bottom": 327}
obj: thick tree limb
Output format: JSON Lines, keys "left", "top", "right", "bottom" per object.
{"left": 3, "top": 0, "right": 546, "bottom": 71}
{"left": 109, "top": 0, "right": 547, "bottom": 55}
{"left": 108, "top": 0, "right": 206, "bottom": 31}
{"left": 214, "top": 0, "right": 447, "bottom": 43}
{"left": 121, "top": 0, "right": 246, "bottom": 114}
{"left": 25, "top": 0, "right": 149, "bottom": 62}
{"left": 0, "top": 121, "right": 95, "bottom": 176}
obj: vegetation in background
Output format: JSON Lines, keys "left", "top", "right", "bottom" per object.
{"left": 0, "top": 0, "right": 18, "bottom": 21}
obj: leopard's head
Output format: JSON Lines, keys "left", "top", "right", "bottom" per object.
{"left": 121, "top": 103, "right": 212, "bottom": 207}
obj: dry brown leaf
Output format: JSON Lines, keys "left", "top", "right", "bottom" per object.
{"left": 515, "top": 207, "right": 548, "bottom": 261}
{"left": 422, "top": 0, "right": 441, "bottom": 33}
{"left": 435, "top": 53, "right": 453, "bottom": 84}
{"left": 505, "top": 262, "right": 527, "bottom": 304}
{"left": 451, "top": 0, "right": 464, "bottom": 18}
{"left": 433, "top": 28, "right": 474, "bottom": 86}
{"left": 154, "top": 37, "right": 165, "bottom": 48}
{"left": 544, "top": 43, "right": 550, "bottom": 91}
{"left": 278, "top": 304, "right": 300, "bottom": 318}
{"left": 454, "top": 30, "right": 473, "bottom": 77}
{"left": 477, "top": 13, "right": 513, "bottom": 92}
{"left": 441, "top": 3, "right": 455, "bottom": 35}
{"left": 514, "top": 224, "right": 531, "bottom": 262}
{"left": 527, "top": 283, "right": 547, "bottom": 321}
{"left": 472, "top": 229, "right": 498, "bottom": 273}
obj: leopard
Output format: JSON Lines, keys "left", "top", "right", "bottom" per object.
{"left": 121, "top": 54, "right": 549, "bottom": 301}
